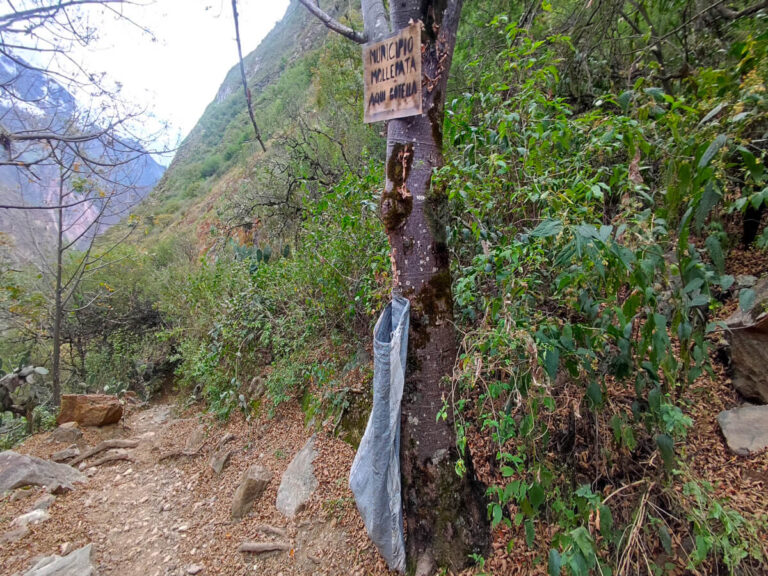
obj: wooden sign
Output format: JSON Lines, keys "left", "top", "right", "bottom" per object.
{"left": 363, "top": 23, "right": 422, "bottom": 123}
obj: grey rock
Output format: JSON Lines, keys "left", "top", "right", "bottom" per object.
{"left": 0, "top": 451, "right": 85, "bottom": 494}
{"left": 231, "top": 464, "right": 273, "bottom": 520}
{"left": 186, "top": 565, "right": 204, "bottom": 575}
{"left": 12, "top": 509, "right": 49, "bottom": 528}
{"left": 725, "top": 275, "right": 768, "bottom": 403}
{"left": 50, "top": 423, "right": 82, "bottom": 444}
{"left": 718, "top": 404, "right": 768, "bottom": 456}
{"left": 185, "top": 425, "right": 206, "bottom": 452}
{"left": 32, "top": 494, "right": 56, "bottom": 511}
{"left": 0, "top": 525, "right": 29, "bottom": 544}
{"left": 276, "top": 435, "right": 318, "bottom": 518}
{"left": 51, "top": 447, "right": 80, "bottom": 463}
{"left": 209, "top": 449, "right": 231, "bottom": 475}
{"left": 736, "top": 274, "right": 758, "bottom": 288}
{"left": 21, "top": 543, "right": 96, "bottom": 576}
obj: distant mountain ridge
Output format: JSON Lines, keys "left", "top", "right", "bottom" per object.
{"left": 0, "top": 55, "right": 165, "bottom": 264}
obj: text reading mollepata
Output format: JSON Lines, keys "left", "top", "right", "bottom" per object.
{"left": 363, "top": 23, "right": 422, "bottom": 123}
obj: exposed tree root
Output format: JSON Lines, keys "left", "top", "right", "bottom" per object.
{"left": 69, "top": 439, "right": 140, "bottom": 466}
{"left": 83, "top": 452, "right": 136, "bottom": 469}
{"left": 158, "top": 444, "right": 205, "bottom": 462}
{"left": 238, "top": 542, "right": 290, "bottom": 554}
{"left": 253, "top": 524, "right": 287, "bottom": 538}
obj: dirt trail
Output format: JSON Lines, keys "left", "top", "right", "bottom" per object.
{"left": 0, "top": 400, "right": 392, "bottom": 576}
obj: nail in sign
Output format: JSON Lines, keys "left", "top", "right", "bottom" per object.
{"left": 363, "top": 23, "right": 422, "bottom": 123}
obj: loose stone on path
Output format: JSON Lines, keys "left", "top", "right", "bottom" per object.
{"left": 717, "top": 404, "right": 768, "bottom": 456}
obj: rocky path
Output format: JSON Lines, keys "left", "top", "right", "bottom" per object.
{"left": 0, "top": 400, "right": 392, "bottom": 576}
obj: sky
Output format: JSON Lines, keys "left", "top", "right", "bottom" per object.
{"left": 70, "top": 0, "right": 290, "bottom": 161}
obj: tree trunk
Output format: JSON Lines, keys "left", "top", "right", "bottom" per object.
{"left": 381, "top": 1, "right": 489, "bottom": 573}
{"left": 52, "top": 180, "right": 64, "bottom": 407}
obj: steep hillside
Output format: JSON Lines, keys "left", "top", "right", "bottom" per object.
{"left": 136, "top": 0, "right": 378, "bottom": 249}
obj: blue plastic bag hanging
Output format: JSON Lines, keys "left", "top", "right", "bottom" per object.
{"left": 349, "top": 296, "right": 409, "bottom": 572}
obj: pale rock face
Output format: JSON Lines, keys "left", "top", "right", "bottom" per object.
{"left": 276, "top": 435, "right": 318, "bottom": 518}
{"left": 21, "top": 543, "right": 97, "bottom": 576}
{"left": 12, "top": 509, "right": 50, "bottom": 528}
{"left": 717, "top": 404, "right": 768, "bottom": 456}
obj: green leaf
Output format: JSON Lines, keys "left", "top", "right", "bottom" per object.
{"left": 658, "top": 524, "right": 672, "bottom": 554}
{"left": 698, "top": 135, "right": 727, "bottom": 170}
{"left": 644, "top": 87, "right": 666, "bottom": 103}
{"left": 719, "top": 274, "right": 735, "bottom": 290}
{"left": 525, "top": 518, "right": 535, "bottom": 547}
{"left": 571, "top": 526, "right": 595, "bottom": 559}
{"left": 738, "top": 146, "right": 764, "bottom": 181}
{"left": 698, "top": 102, "right": 726, "bottom": 126}
{"left": 739, "top": 288, "right": 756, "bottom": 312}
{"left": 656, "top": 433, "right": 676, "bottom": 472}
{"left": 695, "top": 181, "right": 721, "bottom": 232}
{"left": 530, "top": 218, "right": 563, "bottom": 238}
{"left": 617, "top": 91, "right": 633, "bottom": 112}
{"left": 491, "top": 503, "right": 503, "bottom": 528}
{"left": 599, "top": 504, "right": 614, "bottom": 536}
{"left": 529, "top": 483, "right": 545, "bottom": 511}
{"left": 705, "top": 235, "right": 725, "bottom": 275}
{"left": 586, "top": 380, "right": 603, "bottom": 406}
{"left": 33, "top": 366, "right": 49, "bottom": 375}
{"left": 548, "top": 549, "right": 562, "bottom": 576}
{"left": 544, "top": 348, "right": 559, "bottom": 380}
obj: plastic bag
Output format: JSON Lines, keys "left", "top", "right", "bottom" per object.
{"left": 349, "top": 296, "right": 410, "bottom": 572}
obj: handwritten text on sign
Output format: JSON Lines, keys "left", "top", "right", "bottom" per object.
{"left": 363, "top": 23, "right": 422, "bottom": 123}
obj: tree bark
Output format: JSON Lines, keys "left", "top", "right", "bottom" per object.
{"left": 52, "top": 178, "right": 64, "bottom": 407}
{"left": 299, "top": 1, "right": 490, "bottom": 571}
{"left": 381, "top": 1, "right": 489, "bottom": 573}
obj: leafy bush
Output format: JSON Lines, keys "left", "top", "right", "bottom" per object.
{"left": 441, "top": 17, "right": 767, "bottom": 575}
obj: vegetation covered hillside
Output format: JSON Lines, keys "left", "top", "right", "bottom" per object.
{"left": 2, "top": 0, "right": 768, "bottom": 574}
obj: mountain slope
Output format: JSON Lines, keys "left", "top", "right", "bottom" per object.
{"left": 0, "top": 56, "right": 165, "bottom": 264}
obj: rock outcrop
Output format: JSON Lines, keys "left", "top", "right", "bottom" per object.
{"left": 725, "top": 276, "right": 768, "bottom": 403}
{"left": 231, "top": 465, "right": 273, "bottom": 520}
{"left": 0, "top": 451, "right": 85, "bottom": 494}
{"left": 21, "top": 543, "right": 96, "bottom": 576}
{"left": 276, "top": 435, "right": 318, "bottom": 518}
{"left": 57, "top": 394, "right": 123, "bottom": 427}
{"left": 209, "top": 450, "right": 232, "bottom": 475}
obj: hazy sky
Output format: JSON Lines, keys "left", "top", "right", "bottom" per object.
{"left": 75, "top": 0, "right": 290, "bottom": 153}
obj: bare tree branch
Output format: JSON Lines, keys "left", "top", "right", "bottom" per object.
{"left": 297, "top": 0, "right": 367, "bottom": 44}
{"left": 231, "top": 0, "right": 266, "bottom": 152}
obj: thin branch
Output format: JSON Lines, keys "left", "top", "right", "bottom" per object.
{"left": 231, "top": 0, "right": 266, "bottom": 152}
{"left": 297, "top": 0, "right": 367, "bottom": 44}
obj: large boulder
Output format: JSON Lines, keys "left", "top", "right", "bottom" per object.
{"left": 717, "top": 404, "right": 768, "bottom": 456}
{"left": 231, "top": 464, "right": 272, "bottom": 520}
{"left": 725, "top": 276, "right": 768, "bottom": 403}
{"left": 276, "top": 435, "right": 318, "bottom": 518}
{"left": 57, "top": 394, "right": 122, "bottom": 427}
{"left": 0, "top": 451, "right": 85, "bottom": 494}
{"left": 21, "top": 543, "right": 96, "bottom": 576}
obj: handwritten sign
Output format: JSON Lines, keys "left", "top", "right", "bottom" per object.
{"left": 363, "top": 23, "right": 422, "bottom": 123}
